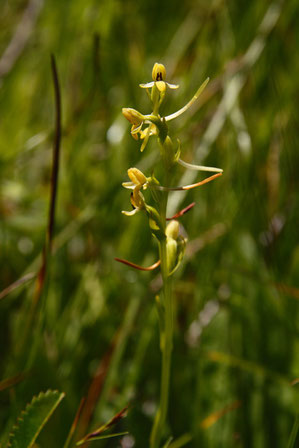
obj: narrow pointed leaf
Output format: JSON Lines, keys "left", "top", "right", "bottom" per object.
{"left": 165, "top": 77, "right": 209, "bottom": 121}
{"left": 178, "top": 158, "right": 223, "bottom": 173}
{"left": 162, "top": 436, "right": 173, "bottom": 447}
{"left": 77, "top": 405, "right": 129, "bottom": 444}
{"left": 76, "top": 431, "right": 129, "bottom": 445}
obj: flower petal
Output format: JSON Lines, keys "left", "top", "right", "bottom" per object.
{"left": 166, "top": 82, "right": 179, "bottom": 89}
{"left": 140, "top": 126, "right": 151, "bottom": 152}
{"left": 131, "top": 123, "right": 143, "bottom": 135}
{"left": 122, "top": 208, "right": 139, "bottom": 216}
{"left": 139, "top": 82, "right": 154, "bottom": 88}
{"left": 122, "top": 182, "right": 135, "bottom": 189}
{"left": 127, "top": 167, "right": 147, "bottom": 185}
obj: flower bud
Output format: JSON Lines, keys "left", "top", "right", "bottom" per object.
{"left": 128, "top": 167, "right": 147, "bottom": 186}
{"left": 166, "top": 220, "right": 180, "bottom": 240}
{"left": 166, "top": 238, "right": 178, "bottom": 274}
{"left": 122, "top": 108, "right": 144, "bottom": 125}
{"left": 152, "top": 63, "right": 166, "bottom": 82}
{"left": 163, "top": 135, "right": 174, "bottom": 153}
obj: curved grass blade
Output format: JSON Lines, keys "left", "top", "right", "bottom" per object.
{"left": 76, "top": 432, "right": 129, "bottom": 445}
{"left": 0, "top": 373, "right": 26, "bottom": 392}
{"left": 63, "top": 397, "right": 85, "bottom": 448}
{"left": 199, "top": 400, "right": 241, "bottom": 429}
{"left": 0, "top": 273, "right": 36, "bottom": 301}
{"left": 168, "top": 434, "right": 192, "bottom": 448}
{"left": 33, "top": 53, "right": 62, "bottom": 307}
{"left": 287, "top": 414, "right": 299, "bottom": 448}
{"left": 77, "top": 405, "right": 129, "bottom": 445}
{"left": 7, "top": 390, "right": 65, "bottom": 448}
{"left": 162, "top": 437, "right": 173, "bottom": 447}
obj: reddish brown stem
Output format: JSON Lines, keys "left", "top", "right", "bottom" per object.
{"left": 166, "top": 202, "right": 195, "bottom": 220}
{"left": 115, "top": 258, "right": 161, "bottom": 271}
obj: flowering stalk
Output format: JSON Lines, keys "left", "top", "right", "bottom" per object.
{"left": 119, "top": 63, "right": 223, "bottom": 447}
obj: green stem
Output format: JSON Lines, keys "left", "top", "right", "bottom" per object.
{"left": 150, "top": 190, "right": 173, "bottom": 448}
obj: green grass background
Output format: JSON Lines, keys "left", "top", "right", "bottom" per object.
{"left": 0, "top": 0, "right": 298, "bottom": 446}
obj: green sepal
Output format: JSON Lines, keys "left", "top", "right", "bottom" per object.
{"left": 166, "top": 238, "right": 178, "bottom": 275}
{"left": 168, "top": 236, "right": 187, "bottom": 276}
{"left": 174, "top": 139, "right": 181, "bottom": 163}
{"left": 145, "top": 205, "right": 165, "bottom": 241}
{"left": 148, "top": 175, "right": 163, "bottom": 204}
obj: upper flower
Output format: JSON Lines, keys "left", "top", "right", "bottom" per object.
{"left": 139, "top": 62, "right": 179, "bottom": 93}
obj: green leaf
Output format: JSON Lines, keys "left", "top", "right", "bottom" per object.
{"left": 162, "top": 436, "right": 173, "bottom": 448}
{"left": 7, "top": 390, "right": 65, "bottom": 448}
{"left": 287, "top": 414, "right": 299, "bottom": 448}
{"left": 77, "top": 405, "right": 129, "bottom": 445}
{"left": 168, "top": 433, "right": 192, "bottom": 448}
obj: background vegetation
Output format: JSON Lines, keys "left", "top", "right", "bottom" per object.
{"left": 0, "top": 0, "right": 298, "bottom": 446}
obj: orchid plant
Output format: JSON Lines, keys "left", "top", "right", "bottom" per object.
{"left": 117, "top": 63, "right": 223, "bottom": 447}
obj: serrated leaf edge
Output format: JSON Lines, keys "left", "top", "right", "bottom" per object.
{"left": 7, "top": 390, "right": 65, "bottom": 448}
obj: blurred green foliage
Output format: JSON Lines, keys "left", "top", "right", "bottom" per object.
{"left": 0, "top": 0, "right": 298, "bottom": 446}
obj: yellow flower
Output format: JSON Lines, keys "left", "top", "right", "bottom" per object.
{"left": 127, "top": 167, "right": 147, "bottom": 186}
{"left": 122, "top": 168, "right": 148, "bottom": 216}
{"left": 122, "top": 108, "right": 146, "bottom": 140}
{"left": 139, "top": 62, "right": 179, "bottom": 93}
{"left": 122, "top": 106, "right": 158, "bottom": 151}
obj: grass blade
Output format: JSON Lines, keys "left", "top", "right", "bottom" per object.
{"left": 287, "top": 415, "right": 299, "bottom": 448}
{"left": 76, "top": 432, "right": 129, "bottom": 445}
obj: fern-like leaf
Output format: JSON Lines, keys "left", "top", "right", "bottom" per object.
{"left": 7, "top": 390, "right": 65, "bottom": 448}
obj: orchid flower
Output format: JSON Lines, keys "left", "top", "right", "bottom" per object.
{"left": 122, "top": 168, "right": 148, "bottom": 216}
{"left": 139, "top": 62, "right": 179, "bottom": 94}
